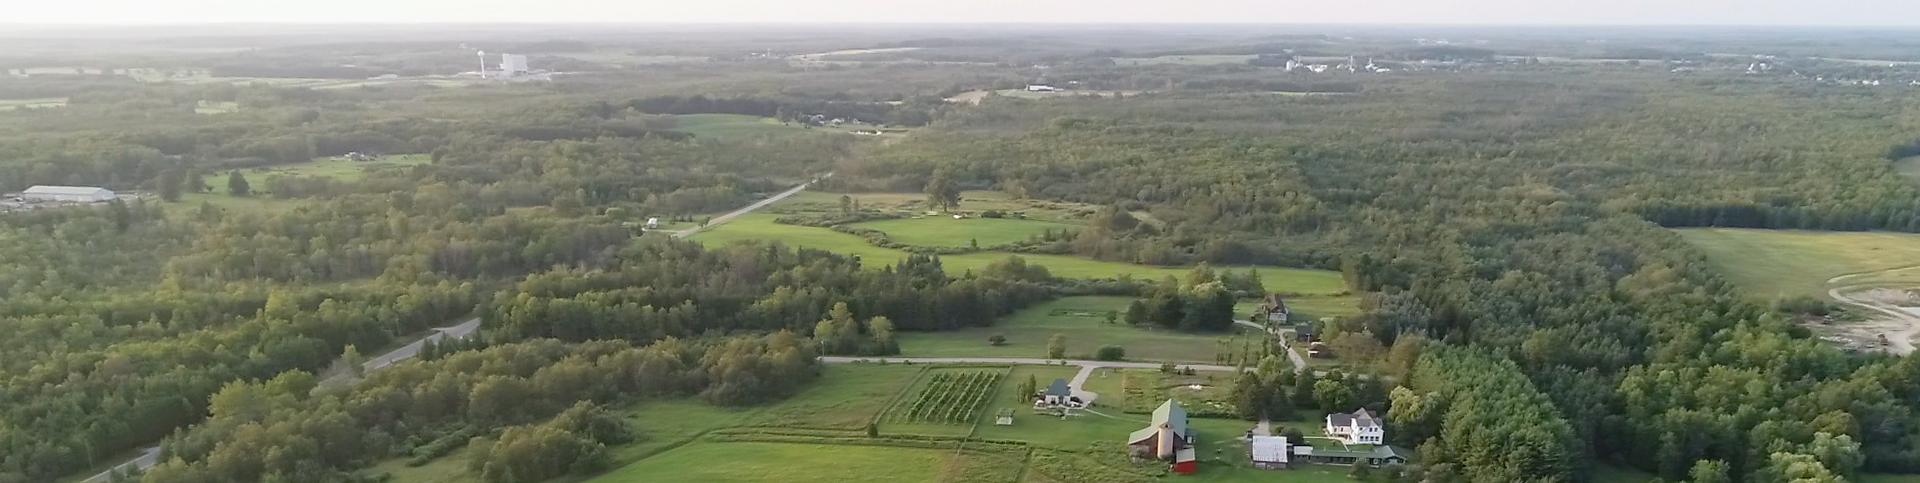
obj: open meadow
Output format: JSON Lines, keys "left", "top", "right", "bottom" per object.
{"left": 1676, "top": 228, "right": 1920, "bottom": 299}
{"left": 897, "top": 296, "right": 1277, "bottom": 363}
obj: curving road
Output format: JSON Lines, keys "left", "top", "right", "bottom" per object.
{"left": 1236, "top": 320, "right": 1310, "bottom": 374}
{"left": 82, "top": 317, "right": 483, "bottom": 483}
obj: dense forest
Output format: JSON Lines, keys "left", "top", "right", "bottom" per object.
{"left": 6, "top": 25, "right": 1920, "bottom": 483}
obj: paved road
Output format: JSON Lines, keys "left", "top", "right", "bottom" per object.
{"left": 84, "top": 317, "right": 483, "bottom": 483}
{"left": 668, "top": 176, "right": 825, "bottom": 239}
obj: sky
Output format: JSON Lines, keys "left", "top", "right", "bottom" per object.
{"left": 6, "top": 0, "right": 1920, "bottom": 26}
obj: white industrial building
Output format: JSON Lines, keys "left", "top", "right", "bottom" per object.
{"left": 20, "top": 185, "right": 116, "bottom": 203}
{"left": 500, "top": 54, "right": 529, "bottom": 75}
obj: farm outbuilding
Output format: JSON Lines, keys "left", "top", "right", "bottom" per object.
{"left": 21, "top": 185, "right": 116, "bottom": 203}
{"left": 1250, "top": 436, "right": 1289, "bottom": 470}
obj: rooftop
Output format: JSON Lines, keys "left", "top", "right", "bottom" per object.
{"left": 23, "top": 185, "right": 112, "bottom": 195}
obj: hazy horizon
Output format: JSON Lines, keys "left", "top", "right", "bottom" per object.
{"left": 9, "top": 0, "right": 1920, "bottom": 27}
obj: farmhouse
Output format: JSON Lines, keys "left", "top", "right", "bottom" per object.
{"left": 1290, "top": 445, "right": 1410, "bottom": 468}
{"left": 1127, "top": 399, "right": 1197, "bottom": 474}
{"left": 20, "top": 186, "right": 116, "bottom": 203}
{"left": 1034, "top": 378, "right": 1085, "bottom": 410}
{"left": 1250, "top": 436, "right": 1289, "bottom": 470}
{"left": 1325, "top": 408, "right": 1384, "bottom": 445}
{"left": 1259, "top": 293, "right": 1291, "bottom": 324}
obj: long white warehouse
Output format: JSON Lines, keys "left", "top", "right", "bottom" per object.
{"left": 21, "top": 185, "right": 117, "bottom": 202}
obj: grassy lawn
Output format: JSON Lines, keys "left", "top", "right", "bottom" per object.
{"left": 693, "top": 214, "right": 1349, "bottom": 287}
{"left": 588, "top": 442, "right": 949, "bottom": 483}
{"left": 849, "top": 216, "right": 1076, "bottom": 248}
{"left": 898, "top": 296, "right": 1276, "bottom": 363}
{"left": 1676, "top": 228, "right": 1920, "bottom": 299}
{"left": 1860, "top": 474, "right": 1920, "bottom": 483}
{"left": 972, "top": 366, "right": 1137, "bottom": 449}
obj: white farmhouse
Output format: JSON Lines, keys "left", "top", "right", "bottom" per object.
{"left": 21, "top": 185, "right": 116, "bottom": 203}
{"left": 1325, "top": 408, "right": 1384, "bottom": 445}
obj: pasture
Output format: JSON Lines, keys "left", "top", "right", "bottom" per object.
{"left": 692, "top": 214, "right": 1350, "bottom": 287}
{"left": 850, "top": 216, "right": 1075, "bottom": 248}
{"left": 1676, "top": 228, "right": 1920, "bottom": 299}
{"left": 589, "top": 442, "right": 949, "bottom": 483}
{"left": 896, "top": 296, "right": 1275, "bottom": 363}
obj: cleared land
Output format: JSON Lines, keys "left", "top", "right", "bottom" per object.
{"left": 692, "top": 214, "right": 1348, "bottom": 287}
{"left": 1677, "top": 228, "right": 1920, "bottom": 299}
{"left": 850, "top": 217, "right": 1075, "bottom": 248}
{"left": 199, "top": 154, "right": 432, "bottom": 195}
{"left": 898, "top": 296, "right": 1289, "bottom": 363}
{"left": 590, "top": 442, "right": 948, "bottom": 483}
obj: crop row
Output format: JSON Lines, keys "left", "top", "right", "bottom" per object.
{"left": 893, "top": 370, "right": 1002, "bottom": 425}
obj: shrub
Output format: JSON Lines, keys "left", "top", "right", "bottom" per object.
{"left": 1095, "top": 345, "right": 1126, "bottom": 361}
{"left": 989, "top": 334, "right": 1007, "bottom": 346}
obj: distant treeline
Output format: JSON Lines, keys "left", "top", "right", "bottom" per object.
{"left": 626, "top": 95, "right": 942, "bottom": 126}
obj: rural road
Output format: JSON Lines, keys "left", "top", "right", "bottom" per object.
{"left": 1826, "top": 265, "right": 1920, "bottom": 355}
{"left": 84, "top": 317, "right": 483, "bottom": 483}
{"left": 668, "top": 176, "right": 825, "bottom": 239}
{"left": 1236, "top": 320, "right": 1310, "bottom": 374}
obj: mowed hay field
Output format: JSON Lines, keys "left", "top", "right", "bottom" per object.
{"left": 897, "top": 296, "right": 1272, "bottom": 362}
{"left": 1676, "top": 228, "right": 1920, "bottom": 299}
{"left": 692, "top": 214, "right": 1348, "bottom": 289}
{"left": 850, "top": 216, "right": 1074, "bottom": 248}
{"left": 589, "top": 442, "right": 948, "bottom": 483}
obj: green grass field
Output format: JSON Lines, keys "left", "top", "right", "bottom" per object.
{"left": 692, "top": 214, "right": 1349, "bottom": 288}
{"left": 589, "top": 442, "right": 949, "bottom": 483}
{"left": 0, "top": 97, "right": 67, "bottom": 111}
{"left": 198, "top": 154, "right": 432, "bottom": 195}
{"left": 897, "top": 296, "right": 1273, "bottom": 363}
{"left": 1676, "top": 228, "right": 1920, "bottom": 299}
{"left": 850, "top": 216, "right": 1075, "bottom": 248}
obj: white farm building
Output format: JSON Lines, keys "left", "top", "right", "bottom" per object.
{"left": 21, "top": 185, "right": 116, "bottom": 203}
